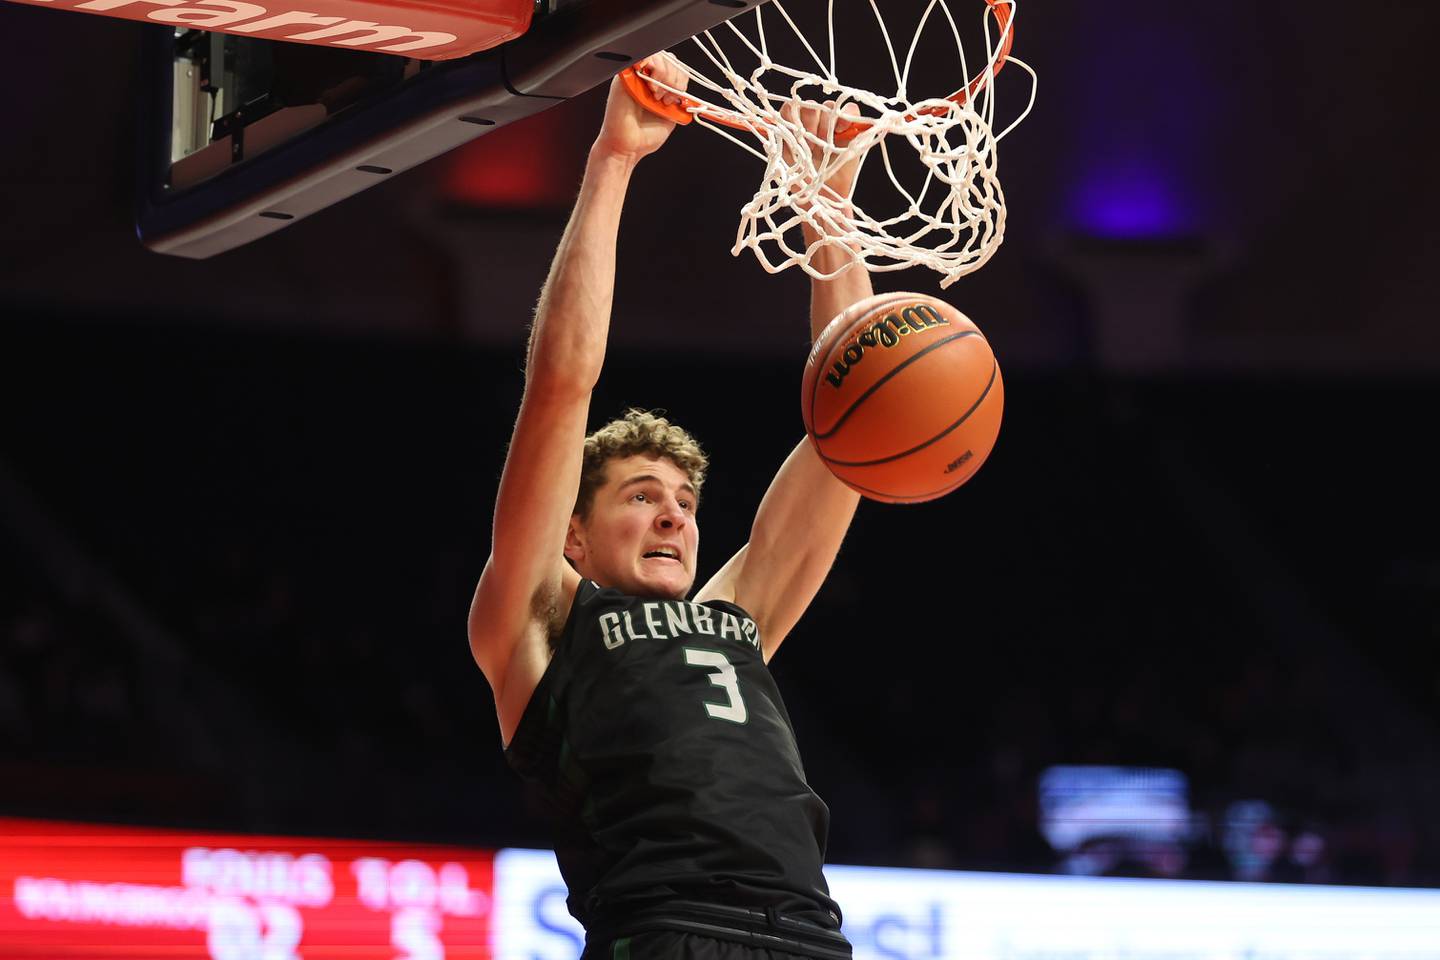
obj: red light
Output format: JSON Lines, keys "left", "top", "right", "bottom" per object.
{"left": 441, "top": 97, "right": 589, "bottom": 210}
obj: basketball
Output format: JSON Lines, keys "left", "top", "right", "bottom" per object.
{"left": 801, "top": 292, "right": 1003, "bottom": 503}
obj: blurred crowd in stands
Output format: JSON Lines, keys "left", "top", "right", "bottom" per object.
{"left": 1, "top": 565, "right": 148, "bottom": 769}
{"left": 2, "top": 320, "right": 1437, "bottom": 889}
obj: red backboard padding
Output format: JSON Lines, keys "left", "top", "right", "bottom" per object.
{"left": 3, "top": 0, "right": 532, "bottom": 60}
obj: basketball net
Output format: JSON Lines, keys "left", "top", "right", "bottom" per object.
{"left": 624, "top": 0, "right": 1037, "bottom": 289}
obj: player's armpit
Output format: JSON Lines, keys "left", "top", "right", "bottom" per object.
{"left": 694, "top": 438, "right": 859, "bottom": 661}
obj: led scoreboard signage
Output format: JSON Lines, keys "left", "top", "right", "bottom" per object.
{"left": 9, "top": 818, "right": 1440, "bottom": 959}
{"left": 0, "top": 817, "right": 493, "bottom": 959}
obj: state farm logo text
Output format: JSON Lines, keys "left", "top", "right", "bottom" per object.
{"left": 27, "top": 0, "right": 458, "bottom": 54}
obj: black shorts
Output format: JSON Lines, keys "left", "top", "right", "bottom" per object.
{"left": 585, "top": 931, "right": 831, "bottom": 960}
{"left": 581, "top": 901, "right": 852, "bottom": 960}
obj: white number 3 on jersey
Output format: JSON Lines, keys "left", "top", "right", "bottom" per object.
{"left": 683, "top": 647, "right": 749, "bottom": 724}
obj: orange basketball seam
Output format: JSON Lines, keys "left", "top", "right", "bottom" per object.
{"left": 835, "top": 449, "right": 990, "bottom": 503}
{"left": 805, "top": 291, "right": 955, "bottom": 436}
{"left": 812, "top": 331, "right": 983, "bottom": 440}
{"left": 817, "top": 359, "right": 999, "bottom": 467}
{"left": 806, "top": 291, "right": 917, "bottom": 416}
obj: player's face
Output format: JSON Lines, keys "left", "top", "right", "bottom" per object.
{"left": 567, "top": 455, "right": 699, "bottom": 599}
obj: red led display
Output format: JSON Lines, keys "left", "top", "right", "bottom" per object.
{"left": 0, "top": 817, "right": 494, "bottom": 959}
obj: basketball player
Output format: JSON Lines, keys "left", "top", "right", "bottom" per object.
{"left": 467, "top": 56, "right": 871, "bottom": 960}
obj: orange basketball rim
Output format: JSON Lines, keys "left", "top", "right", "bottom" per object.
{"left": 621, "top": 0, "right": 1016, "bottom": 144}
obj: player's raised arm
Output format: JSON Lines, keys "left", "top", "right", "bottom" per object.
{"left": 695, "top": 101, "right": 869, "bottom": 661}
{"left": 467, "top": 57, "right": 688, "bottom": 729}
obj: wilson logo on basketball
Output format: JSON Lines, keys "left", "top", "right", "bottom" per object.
{"left": 823, "top": 303, "right": 949, "bottom": 389}
{"left": 943, "top": 451, "right": 974, "bottom": 474}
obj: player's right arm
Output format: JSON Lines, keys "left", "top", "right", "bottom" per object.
{"left": 467, "top": 58, "right": 687, "bottom": 742}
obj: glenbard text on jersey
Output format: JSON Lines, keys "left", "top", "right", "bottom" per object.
{"left": 598, "top": 602, "right": 760, "bottom": 652}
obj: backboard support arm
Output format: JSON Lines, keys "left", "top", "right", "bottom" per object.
{"left": 136, "top": 0, "right": 764, "bottom": 258}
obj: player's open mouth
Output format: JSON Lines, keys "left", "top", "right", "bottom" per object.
{"left": 642, "top": 549, "right": 681, "bottom": 563}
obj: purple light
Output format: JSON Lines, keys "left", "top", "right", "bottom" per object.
{"left": 1069, "top": 166, "right": 1193, "bottom": 240}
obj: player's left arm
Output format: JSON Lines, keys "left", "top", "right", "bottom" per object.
{"left": 696, "top": 105, "right": 870, "bottom": 659}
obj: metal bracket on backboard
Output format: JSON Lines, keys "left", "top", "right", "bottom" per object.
{"left": 136, "top": 0, "right": 763, "bottom": 258}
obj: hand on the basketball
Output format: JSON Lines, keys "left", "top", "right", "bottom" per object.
{"left": 595, "top": 54, "right": 690, "bottom": 162}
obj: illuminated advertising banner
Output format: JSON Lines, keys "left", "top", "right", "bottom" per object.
{"left": 824, "top": 866, "right": 1440, "bottom": 960}
{"left": 493, "top": 848, "right": 1440, "bottom": 960}
{"left": 0, "top": 818, "right": 493, "bottom": 959}
{"left": 8, "top": 823, "right": 1440, "bottom": 959}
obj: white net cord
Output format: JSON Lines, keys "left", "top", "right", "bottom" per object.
{"left": 638, "top": 0, "right": 1037, "bottom": 289}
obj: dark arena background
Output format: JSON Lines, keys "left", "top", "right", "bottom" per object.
{"left": 2, "top": 0, "right": 1439, "bottom": 957}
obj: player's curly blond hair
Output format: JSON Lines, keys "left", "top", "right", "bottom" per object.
{"left": 575, "top": 409, "right": 708, "bottom": 518}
